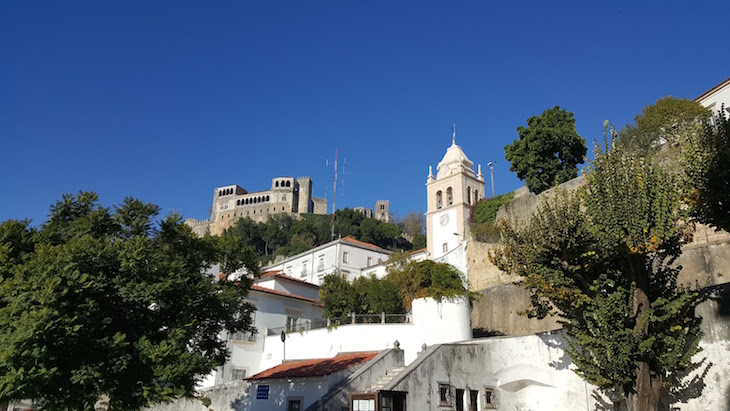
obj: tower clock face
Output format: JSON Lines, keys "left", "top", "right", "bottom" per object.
{"left": 439, "top": 214, "right": 449, "bottom": 226}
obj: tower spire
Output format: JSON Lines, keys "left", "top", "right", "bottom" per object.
{"left": 452, "top": 123, "right": 456, "bottom": 146}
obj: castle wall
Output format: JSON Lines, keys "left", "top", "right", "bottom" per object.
{"left": 194, "top": 177, "right": 328, "bottom": 236}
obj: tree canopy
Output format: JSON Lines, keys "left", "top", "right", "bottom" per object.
{"left": 319, "top": 259, "right": 477, "bottom": 318}
{"left": 224, "top": 208, "right": 418, "bottom": 264}
{"left": 504, "top": 106, "right": 587, "bottom": 194}
{"left": 618, "top": 97, "right": 710, "bottom": 156}
{"left": 495, "top": 130, "right": 703, "bottom": 411}
{"left": 679, "top": 106, "right": 730, "bottom": 232}
{"left": 0, "top": 193, "right": 257, "bottom": 410}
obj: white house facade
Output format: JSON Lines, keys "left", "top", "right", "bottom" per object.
{"left": 263, "top": 237, "right": 392, "bottom": 285}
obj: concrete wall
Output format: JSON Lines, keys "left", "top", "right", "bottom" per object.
{"left": 471, "top": 283, "right": 561, "bottom": 336}
{"left": 306, "top": 349, "right": 406, "bottom": 411}
{"left": 465, "top": 240, "right": 518, "bottom": 291}
{"left": 258, "top": 297, "right": 471, "bottom": 371}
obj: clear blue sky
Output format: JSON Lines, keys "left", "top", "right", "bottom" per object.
{"left": 2, "top": 1, "right": 728, "bottom": 226}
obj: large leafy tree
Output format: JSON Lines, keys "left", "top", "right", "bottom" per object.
{"left": 0, "top": 192, "right": 257, "bottom": 410}
{"left": 680, "top": 107, "right": 730, "bottom": 232}
{"left": 619, "top": 97, "right": 710, "bottom": 156}
{"left": 495, "top": 132, "right": 703, "bottom": 411}
{"left": 505, "top": 106, "right": 587, "bottom": 194}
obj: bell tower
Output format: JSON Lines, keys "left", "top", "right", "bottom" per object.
{"left": 426, "top": 128, "right": 485, "bottom": 260}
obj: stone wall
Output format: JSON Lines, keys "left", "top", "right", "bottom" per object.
{"left": 465, "top": 240, "right": 518, "bottom": 291}
{"left": 470, "top": 283, "right": 561, "bottom": 336}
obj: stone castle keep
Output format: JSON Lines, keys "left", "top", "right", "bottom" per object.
{"left": 186, "top": 176, "right": 328, "bottom": 236}
{"left": 185, "top": 176, "right": 392, "bottom": 236}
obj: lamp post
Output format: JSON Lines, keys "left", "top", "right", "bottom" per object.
{"left": 487, "top": 161, "right": 495, "bottom": 199}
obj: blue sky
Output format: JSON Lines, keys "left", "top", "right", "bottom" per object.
{"left": 1, "top": 1, "right": 728, "bottom": 226}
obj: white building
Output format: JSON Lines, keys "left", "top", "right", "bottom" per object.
{"left": 211, "top": 273, "right": 325, "bottom": 386}
{"left": 695, "top": 76, "right": 730, "bottom": 117}
{"left": 263, "top": 236, "right": 392, "bottom": 285}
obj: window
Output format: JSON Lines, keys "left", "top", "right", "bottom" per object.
{"left": 231, "top": 312, "right": 256, "bottom": 342}
{"left": 343, "top": 251, "right": 349, "bottom": 263}
{"left": 301, "top": 261, "right": 308, "bottom": 277}
{"left": 469, "top": 390, "right": 479, "bottom": 411}
{"left": 285, "top": 308, "right": 302, "bottom": 332}
{"left": 443, "top": 243, "right": 448, "bottom": 253}
{"left": 367, "top": 257, "right": 372, "bottom": 266}
{"left": 447, "top": 187, "right": 453, "bottom": 205}
{"left": 437, "top": 190, "right": 443, "bottom": 209}
{"left": 287, "top": 399, "right": 302, "bottom": 411}
{"left": 467, "top": 187, "right": 471, "bottom": 205}
{"left": 231, "top": 367, "right": 247, "bottom": 380}
{"left": 352, "top": 398, "right": 375, "bottom": 411}
{"left": 484, "top": 386, "right": 498, "bottom": 409}
{"left": 318, "top": 256, "right": 325, "bottom": 272}
{"left": 438, "top": 383, "right": 453, "bottom": 407}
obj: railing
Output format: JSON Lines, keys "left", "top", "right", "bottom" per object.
{"left": 230, "top": 331, "right": 258, "bottom": 342}
{"left": 266, "top": 313, "right": 411, "bottom": 336}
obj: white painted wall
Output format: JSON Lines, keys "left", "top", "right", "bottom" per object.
{"left": 697, "top": 78, "right": 730, "bottom": 118}
{"left": 254, "top": 276, "right": 320, "bottom": 301}
{"left": 431, "top": 208, "right": 459, "bottom": 260}
{"left": 264, "top": 240, "right": 390, "bottom": 285}
{"left": 212, "top": 287, "right": 324, "bottom": 386}
{"left": 258, "top": 297, "right": 472, "bottom": 370}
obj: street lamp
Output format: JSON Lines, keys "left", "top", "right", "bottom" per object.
{"left": 487, "top": 161, "right": 495, "bottom": 199}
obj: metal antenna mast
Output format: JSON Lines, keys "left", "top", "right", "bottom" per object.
{"left": 330, "top": 149, "right": 338, "bottom": 240}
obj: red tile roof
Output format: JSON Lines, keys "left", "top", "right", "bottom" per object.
{"left": 341, "top": 236, "right": 383, "bottom": 250}
{"left": 410, "top": 247, "right": 427, "bottom": 255}
{"left": 249, "top": 285, "right": 320, "bottom": 304}
{"left": 248, "top": 352, "right": 379, "bottom": 380}
{"left": 258, "top": 271, "right": 320, "bottom": 288}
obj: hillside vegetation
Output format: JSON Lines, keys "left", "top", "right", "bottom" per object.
{"left": 223, "top": 208, "right": 424, "bottom": 264}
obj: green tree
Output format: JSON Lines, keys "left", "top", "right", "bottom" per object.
{"left": 386, "top": 260, "right": 478, "bottom": 310}
{"left": 619, "top": 97, "right": 710, "bottom": 156}
{"left": 397, "top": 212, "right": 426, "bottom": 249}
{"left": 319, "top": 272, "right": 358, "bottom": 319}
{"left": 353, "top": 275, "right": 405, "bottom": 316}
{"left": 495, "top": 131, "right": 703, "bottom": 411}
{"left": 680, "top": 107, "right": 730, "bottom": 232}
{"left": 0, "top": 193, "right": 257, "bottom": 410}
{"left": 505, "top": 106, "right": 587, "bottom": 194}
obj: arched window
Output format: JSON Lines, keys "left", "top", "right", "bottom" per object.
{"left": 275, "top": 181, "right": 279, "bottom": 187}
{"left": 286, "top": 181, "right": 291, "bottom": 187}
{"left": 266, "top": 195, "right": 270, "bottom": 201}
{"left": 467, "top": 187, "right": 471, "bottom": 205}
{"left": 475, "top": 190, "right": 479, "bottom": 202}
{"left": 437, "top": 191, "right": 443, "bottom": 209}
{"left": 447, "top": 187, "right": 453, "bottom": 206}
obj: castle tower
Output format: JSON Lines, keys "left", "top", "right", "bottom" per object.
{"left": 375, "top": 200, "right": 390, "bottom": 222}
{"left": 426, "top": 133, "right": 485, "bottom": 260}
{"left": 296, "top": 176, "right": 314, "bottom": 214}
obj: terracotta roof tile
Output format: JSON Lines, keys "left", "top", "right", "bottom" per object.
{"left": 341, "top": 236, "right": 382, "bottom": 250}
{"left": 257, "top": 271, "right": 320, "bottom": 288}
{"left": 248, "top": 352, "right": 379, "bottom": 380}
{"left": 249, "top": 285, "right": 320, "bottom": 304}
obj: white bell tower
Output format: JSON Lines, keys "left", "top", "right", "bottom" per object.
{"left": 426, "top": 127, "right": 485, "bottom": 261}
